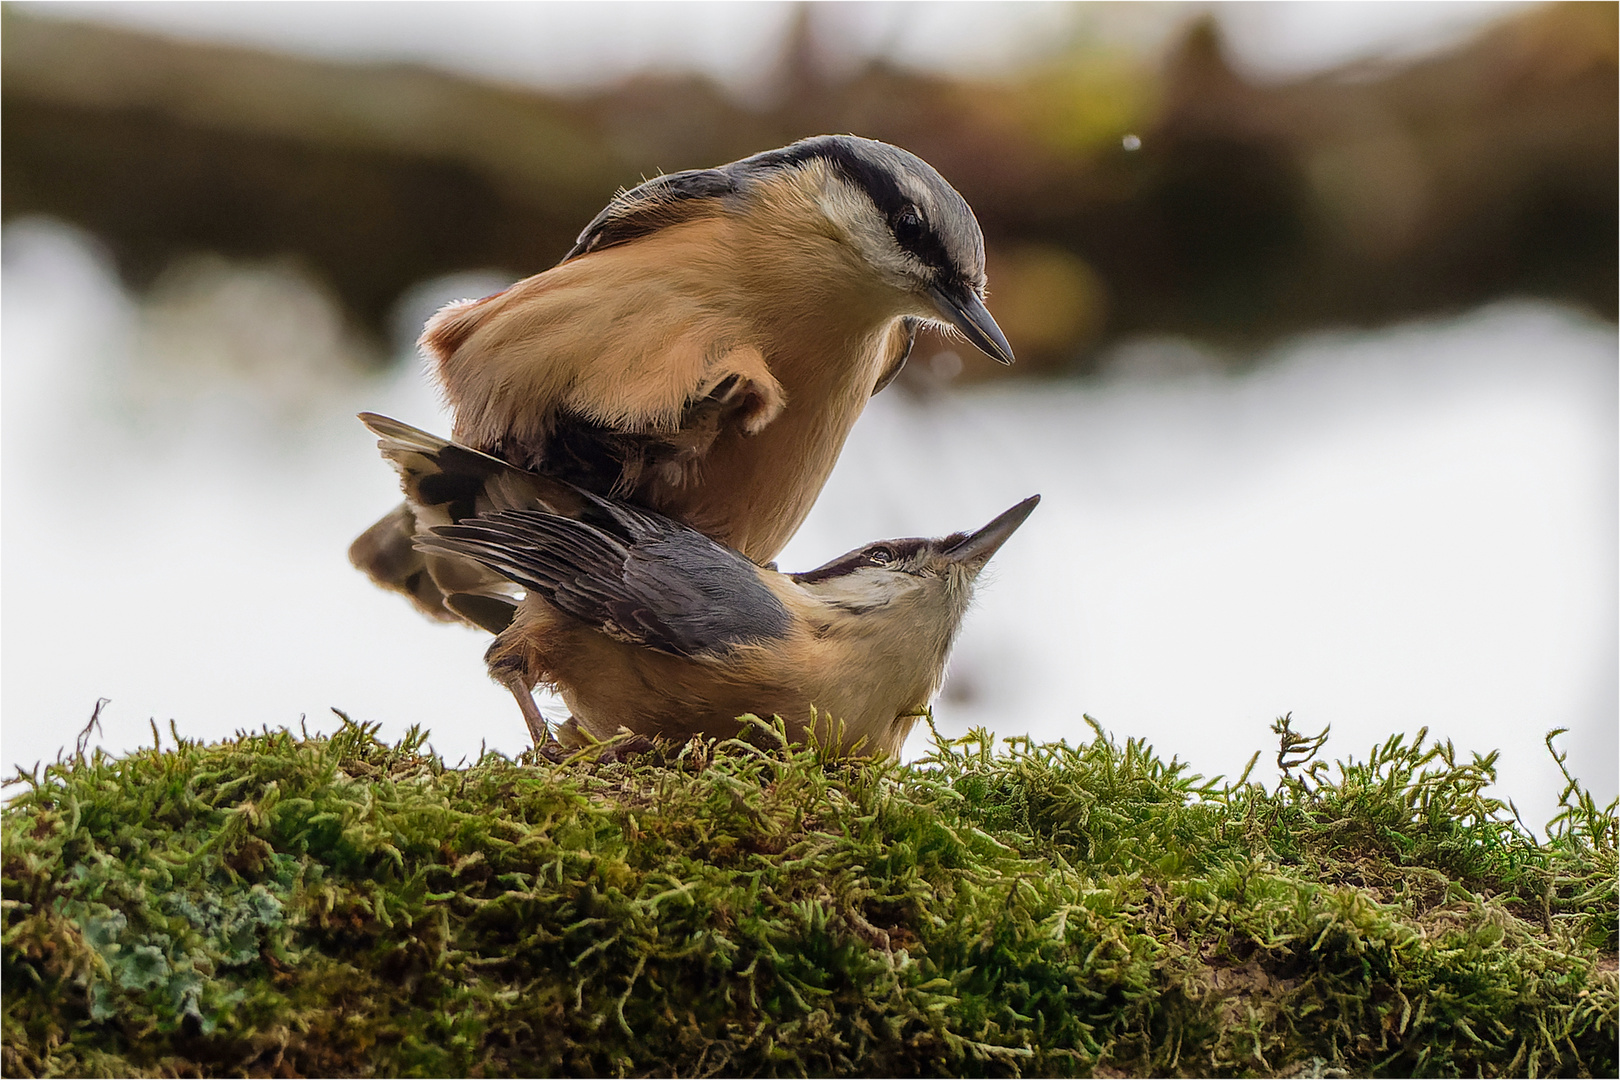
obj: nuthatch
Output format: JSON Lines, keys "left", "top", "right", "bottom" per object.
{"left": 358, "top": 414, "right": 1036, "bottom": 754}
{"left": 429, "top": 493, "right": 1037, "bottom": 760}
{"left": 352, "top": 135, "right": 1014, "bottom": 625}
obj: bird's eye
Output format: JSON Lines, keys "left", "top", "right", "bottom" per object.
{"left": 867, "top": 545, "right": 896, "bottom": 565}
{"left": 893, "top": 209, "right": 925, "bottom": 248}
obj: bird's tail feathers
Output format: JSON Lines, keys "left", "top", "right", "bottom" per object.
{"left": 358, "top": 412, "right": 590, "bottom": 519}
{"left": 349, "top": 503, "right": 458, "bottom": 622}
{"left": 353, "top": 413, "right": 593, "bottom": 627}
{"left": 358, "top": 411, "right": 466, "bottom": 457}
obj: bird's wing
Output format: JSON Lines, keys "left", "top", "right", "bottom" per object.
{"left": 562, "top": 168, "right": 738, "bottom": 261}
{"left": 420, "top": 505, "right": 793, "bottom": 659}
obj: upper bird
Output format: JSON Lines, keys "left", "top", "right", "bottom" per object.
{"left": 352, "top": 135, "right": 1013, "bottom": 623}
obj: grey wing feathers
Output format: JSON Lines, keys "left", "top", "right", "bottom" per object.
{"left": 421, "top": 505, "right": 793, "bottom": 658}
{"left": 562, "top": 168, "right": 737, "bottom": 261}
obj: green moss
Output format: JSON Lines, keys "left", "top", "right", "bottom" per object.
{"left": 3, "top": 713, "right": 1614, "bottom": 1077}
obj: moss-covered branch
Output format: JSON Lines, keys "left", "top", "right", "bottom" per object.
{"left": 3, "top": 714, "right": 1614, "bottom": 1077}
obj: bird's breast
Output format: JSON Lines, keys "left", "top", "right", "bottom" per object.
{"left": 432, "top": 213, "right": 916, "bottom": 563}
{"left": 660, "top": 321, "right": 898, "bottom": 561}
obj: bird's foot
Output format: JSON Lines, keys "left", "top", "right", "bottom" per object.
{"left": 502, "top": 674, "right": 559, "bottom": 751}
{"left": 595, "top": 734, "right": 656, "bottom": 764}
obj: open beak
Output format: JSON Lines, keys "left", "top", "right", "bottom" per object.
{"left": 927, "top": 284, "right": 1016, "bottom": 366}
{"left": 944, "top": 495, "right": 1040, "bottom": 568}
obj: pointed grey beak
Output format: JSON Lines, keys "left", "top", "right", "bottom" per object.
{"left": 944, "top": 495, "right": 1040, "bottom": 568}
{"left": 927, "top": 284, "right": 1015, "bottom": 366}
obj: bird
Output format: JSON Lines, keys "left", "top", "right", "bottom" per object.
{"left": 358, "top": 413, "right": 1036, "bottom": 753}
{"left": 351, "top": 134, "right": 1014, "bottom": 628}
{"left": 425, "top": 488, "right": 1038, "bottom": 760}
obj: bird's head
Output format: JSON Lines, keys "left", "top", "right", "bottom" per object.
{"left": 743, "top": 135, "right": 1015, "bottom": 366}
{"left": 790, "top": 495, "right": 1039, "bottom": 623}
{"left": 571, "top": 135, "right": 1016, "bottom": 366}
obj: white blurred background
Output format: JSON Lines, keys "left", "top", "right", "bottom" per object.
{"left": 3, "top": 1, "right": 1614, "bottom": 828}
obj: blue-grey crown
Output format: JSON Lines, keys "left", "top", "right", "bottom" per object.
{"left": 566, "top": 135, "right": 987, "bottom": 295}
{"left": 740, "top": 135, "right": 987, "bottom": 293}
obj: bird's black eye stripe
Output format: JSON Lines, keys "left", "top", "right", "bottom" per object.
{"left": 790, "top": 537, "right": 930, "bottom": 584}
{"left": 889, "top": 208, "right": 952, "bottom": 275}
{"left": 752, "top": 138, "right": 955, "bottom": 275}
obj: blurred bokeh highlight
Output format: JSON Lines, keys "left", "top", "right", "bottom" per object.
{"left": 3, "top": 1, "right": 1614, "bottom": 821}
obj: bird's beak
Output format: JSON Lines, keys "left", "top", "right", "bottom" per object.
{"left": 944, "top": 495, "right": 1040, "bottom": 568}
{"left": 927, "top": 284, "right": 1015, "bottom": 366}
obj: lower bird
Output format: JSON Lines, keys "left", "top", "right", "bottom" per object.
{"left": 360, "top": 413, "right": 1036, "bottom": 756}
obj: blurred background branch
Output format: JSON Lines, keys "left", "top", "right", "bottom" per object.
{"left": 4, "top": 1, "right": 1614, "bottom": 377}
